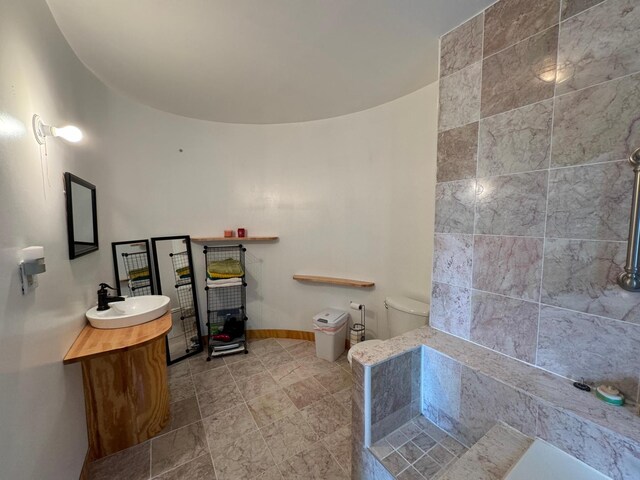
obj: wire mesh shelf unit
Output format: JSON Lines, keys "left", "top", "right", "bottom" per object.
{"left": 204, "top": 244, "right": 248, "bottom": 359}
{"left": 121, "top": 252, "right": 152, "bottom": 296}
{"left": 170, "top": 251, "right": 199, "bottom": 353}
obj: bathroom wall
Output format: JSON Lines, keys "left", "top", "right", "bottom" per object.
{"left": 431, "top": 0, "right": 640, "bottom": 401}
{"left": 100, "top": 83, "right": 438, "bottom": 339}
{"left": 0, "top": 0, "right": 117, "bottom": 478}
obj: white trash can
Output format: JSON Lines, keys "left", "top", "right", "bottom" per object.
{"left": 313, "top": 308, "right": 349, "bottom": 362}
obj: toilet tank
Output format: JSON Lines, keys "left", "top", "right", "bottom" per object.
{"left": 385, "top": 296, "right": 429, "bottom": 338}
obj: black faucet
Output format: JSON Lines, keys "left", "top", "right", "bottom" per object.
{"left": 97, "top": 283, "right": 125, "bottom": 311}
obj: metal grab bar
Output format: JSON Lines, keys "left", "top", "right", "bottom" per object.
{"left": 618, "top": 147, "right": 640, "bottom": 291}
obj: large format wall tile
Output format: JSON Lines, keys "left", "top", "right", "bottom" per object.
{"left": 552, "top": 72, "right": 640, "bottom": 167}
{"left": 475, "top": 171, "right": 547, "bottom": 236}
{"left": 546, "top": 161, "right": 633, "bottom": 241}
{"left": 541, "top": 239, "right": 640, "bottom": 324}
{"left": 557, "top": 0, "right": 640, "bottom": 94}
{"left": 371, "top": 352, "right": 412, "bottom": 424}
{"left": 483, "top": 0, "right": 560, "bottom": 57}
{"left": 561, "top": 0, "right": 605, "bottom": 20}
{"left": 437, "top": 123, "right": 478, "bottom": 182}
{"left": 432, "top": 233, "right": 473, "bottom": 288}
{"left": 537, "top": 305, "right": 640, "bottom": 398}
{"left": 473, "top": 235, "right": 543, "bottom": 301}
{"left": 470, "top": 291, "right": 539, "bottom": 363}
{"left": 434, "top": 179, "right": 476, "bottom": 234}
{"left": 438, "top": 62, "right": 481, "bottom": 132}
{"left": 459, "top": 368, "right": 538, "bottom": 444}
{"left": 537, "top": 404, "right": 640, "bottom": 480}
{"left": 478, "top": 100, "right": 552, "bottom": 177}
{"left": 430, "top": 282, "right": 471, "bottom": 339}
{"left": 481, "top": 27, "right": 558, "bottom": 118}
{"left": 422, "top": 349, "right": 462, "bottom": 434}
{"left": 440, "top": 14, "right": 483, "bottom": 78}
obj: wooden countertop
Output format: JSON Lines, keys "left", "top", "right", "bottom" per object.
{"left": 64, "top": 311, "right": 172, "bottom": 364}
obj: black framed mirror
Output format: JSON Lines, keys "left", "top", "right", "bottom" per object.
{"left": 151, "top": 235, "right": 203, "bottom": 364}
{"left": 111, "top": 240, "right": 154, "bottom": 297}
{"left": 64, "top": 172, "right": 98, "bottom": 259}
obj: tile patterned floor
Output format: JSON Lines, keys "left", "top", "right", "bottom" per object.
{"left": 370, "top": 416, "right": 468, "bottom": 480}
{"left": 88, "top": 339, "right": 353, "bottom": 480}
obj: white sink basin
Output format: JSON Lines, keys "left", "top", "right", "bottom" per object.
{"left": 86, "top": 295, "right": 171, "bottom": 329}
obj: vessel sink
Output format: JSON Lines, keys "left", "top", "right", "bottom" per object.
{"left": 86, "top": 295, "right": 171, "bottom": 329}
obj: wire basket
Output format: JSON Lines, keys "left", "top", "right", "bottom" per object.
{"left": 121, "top": 252, "right": 152, "bottom": 296}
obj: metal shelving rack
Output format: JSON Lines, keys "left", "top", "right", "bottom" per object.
{"left": 121, "top": 252, "right": 152, "bottom": 296}
{"left": 204, "top": 245, "right": 248, "bottom": 360}
{"left": 170, "top": 251, "right": 199, "bottom": 353}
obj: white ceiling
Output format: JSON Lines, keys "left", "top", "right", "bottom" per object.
{"left": 46, "top": 0, "right": 493, "bottom": 124}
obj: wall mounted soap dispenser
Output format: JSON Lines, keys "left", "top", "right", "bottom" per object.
{"left": 19, "top": 246, "right": 46, "bottom": 294}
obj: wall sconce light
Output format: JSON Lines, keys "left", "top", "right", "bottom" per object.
{"left": 19, "top": 246, "right": 46, "bottom": 295}
{"left": 32, "top": 114, "right": 83, "bottom": 144}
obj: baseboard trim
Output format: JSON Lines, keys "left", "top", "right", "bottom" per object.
{"left": 246, "top": 329, "right": 315, "bottom": 341}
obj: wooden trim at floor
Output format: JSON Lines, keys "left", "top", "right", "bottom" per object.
{"left": 246, "top": 329, "right": 315, "bottom": 341}
{"left": 79, "top": 448, "right": 90, "bottom": 480}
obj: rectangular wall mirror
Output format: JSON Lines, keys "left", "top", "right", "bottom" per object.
{"left": 111, "top": 240, "right": 154, "bottom": 296}
{"left": 151, "top": 235, "right": 203, "bottom": 364}
{"left": 64, "top": 172, "right": 98, "bottom": 259}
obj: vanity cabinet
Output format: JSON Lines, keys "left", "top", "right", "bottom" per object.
{"left": 64, "top": 312, "right": 172, "bottom": 460}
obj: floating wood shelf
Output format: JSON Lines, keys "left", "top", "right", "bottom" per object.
{"left": 293, "top": 275, "right": 375, "bottom": 288}
{"left": 191, "top": 236, "right": 279, "bottom": 242}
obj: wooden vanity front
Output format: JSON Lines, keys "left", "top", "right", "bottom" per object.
{"left": 64, "top": 312, "right": 172, "bottom": 461}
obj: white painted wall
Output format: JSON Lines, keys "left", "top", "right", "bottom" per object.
{"left": 0, "top": 1, "right": 116, "bottom": 479}
{"left": 101, "top": 84, "right": 438, "bottom": 340}
{"left": 0, "top": 1, "right": 437, "bottom": 478}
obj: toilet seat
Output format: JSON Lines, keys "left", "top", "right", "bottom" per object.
{"left": 347, "top": 339, "right": 384, "bottom": 365}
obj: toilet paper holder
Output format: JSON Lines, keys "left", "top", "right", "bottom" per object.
{"left": 349, "top": 301, "right": 366, "bottom": 344}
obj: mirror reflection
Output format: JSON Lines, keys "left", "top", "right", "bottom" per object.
{"left": 64, "top": 172, "right": 99, "bottom": 259}
{"left": 111, "top": 240, "right": 154, "bottom": 297}
{"left": 151, "top": 235, "right": 203, "bottom": 363}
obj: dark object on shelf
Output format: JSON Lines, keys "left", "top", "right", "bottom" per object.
{"left": 151, "top": 235, "right": 203, "bottom": 365}
{"left": 573, "top": 380, "right": 591, "bottom": 392}
{"left": 204, "top": 244, "right": 249, "bottom": 359}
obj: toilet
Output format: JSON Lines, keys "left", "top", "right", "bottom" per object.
{"left": 347, "top": 296, "right": 429, "bottom": 365}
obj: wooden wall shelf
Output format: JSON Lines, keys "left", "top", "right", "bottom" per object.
{"left": 192, "top": 236, "right": 279, "bottom": 242}
{"left": 293, "top": 274, "right": 375, "bottom": 288}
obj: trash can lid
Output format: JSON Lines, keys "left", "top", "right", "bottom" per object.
{"left": 313, "top": 308, "right": 349, "bottom": 326}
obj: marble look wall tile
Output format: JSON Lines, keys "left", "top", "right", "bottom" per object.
{"left": 541, "top": 239, "right": 640, "bottom": 324}
{"left": 537, "top": 305, "right": 640, "bottom": 398}
{"left": 422, "top": 348, "right": 462, "bottom": 430}
{"left": 437, "top": 123, "right": 478, "bottom": 183}
{"left": 481, "top": 27, "right": 558, "bottom": 118}
{"left": 536, "top": 404, "right": 640, "bottom": 480}
{"left": 371, "top": 351, "right": 412, "bottom": 424}
{"left": 557, "top": 0, "right": 640, "bottom": 94}
{"left": 438, "top": 62, "right": 481, "bottom": 132}
{"left": 478, "top": 100, "right": 553, "bottom": 177}
{"left": 459, "top": 368, "right": 538, "bottom": 445}
{"left": 434, "top": 179, "right": 476, "bottom": 234}
{"left": 475, "top": 171, "right": 547, "bottom": 236}
{"left": 440, "top": 14, "right": 483, "bottom": 77}
{"left": 552, "top": 72, "right": 640, "bottom": 167}
{"left": 432, "top": 234, "right": 473, "bottom": 288}
{"left": 470, "top": 291, "right": 539, "bottom": 363}
{"left": 430, "top": 282, "right": 471, "bottom": 339}
{"left": 546, "top": 161, "right": 632, "bottom": 241}
{"left": 483, "top": 0, "right": 560, "bottom": 57}
{"left": 472, "top": 235, "right": 543, "bottom": 301}
{"left": 561, "top": 0, "right": 604, "bottom": 19}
